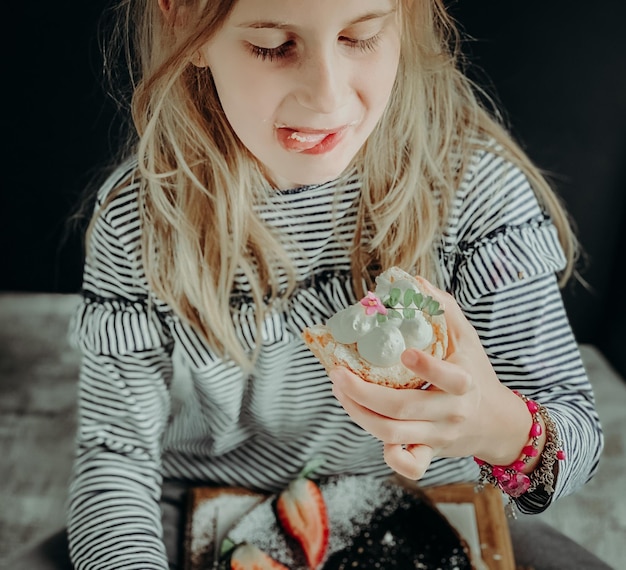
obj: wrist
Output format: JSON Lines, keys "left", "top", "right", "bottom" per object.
{"left": 476, "top": 386, "right": 533, "bottom": 466}
{"left": 474, "top": 392, "right": 566, "bottom": 506}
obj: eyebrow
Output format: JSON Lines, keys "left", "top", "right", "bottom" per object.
{"left": 237, "top": 9, "right": 396, "bottom": 30}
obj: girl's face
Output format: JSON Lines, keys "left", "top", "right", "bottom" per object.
{"left": 199, "top": 0, "right": 401, "bottom": 189}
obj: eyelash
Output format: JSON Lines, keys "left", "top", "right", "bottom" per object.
{"left": 341, "top": 34, "right": 381, "bottom": 53}
{"left": 248, "top": 34, "right": 382, "bottom": 62}
{"left": 249, "top": 42, "right": 295, "bottom": 62}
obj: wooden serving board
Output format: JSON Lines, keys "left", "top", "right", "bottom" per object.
{"left": 184, "top": 481, "right": 515, "bottom": 570}
{"left": 424, "top": 483, "right": 515, "bottom": 570}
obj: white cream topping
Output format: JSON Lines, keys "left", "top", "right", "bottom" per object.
{"left": 357, "top": 326, "right": 406, "bottom": 367}
{"left": 326, "top": 280, "right": 435, "bottom": 367}
{"left": 327, "top": 304, "right": 376, "bottom": 344}
{"left": 374, "top": 277, "right": 416, "bottom": 302}
{"left": 399, "top": 312, "right": 434, "bottom": 350}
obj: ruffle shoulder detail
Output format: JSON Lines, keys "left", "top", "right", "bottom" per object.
{"left": 452, "top": 215, "right": 566, "bottom": 306}
{"left": 69, "top": 294, "right": 173, "bottom": 356}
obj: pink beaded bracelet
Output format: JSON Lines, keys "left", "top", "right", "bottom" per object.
{"left": 474, "top": 391, "right": 566, "bottom": 503}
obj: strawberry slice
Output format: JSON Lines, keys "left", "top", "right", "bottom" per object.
{"left": 229, "top": 542, "right": 289, "bottom": 570}
{"left": 276, "top": 476, "right": 329, "bottom": 570}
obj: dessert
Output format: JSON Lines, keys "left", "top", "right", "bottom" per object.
{"left": 225, "top": 476, "right": 474, "bottom": 570}
{"left": 302, "top": 267, "right": 448, "bottom": 389}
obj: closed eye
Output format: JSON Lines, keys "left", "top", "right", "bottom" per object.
{"left": 340, "top": 34, "right": 382, "bottom": 53}
{"left": 247, "top": 41, "right": 296, "bottom": 62}
{"left": 247, "top": 32, "right": 382, "bottom": 63}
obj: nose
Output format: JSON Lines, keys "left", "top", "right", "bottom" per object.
{"left": 295, "top": 46, "right": 345, "bottom": 114}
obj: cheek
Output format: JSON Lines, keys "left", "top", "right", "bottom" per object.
{"left": 211, "top": 77, "right": 283, "bottom": 156}
{"left": 360, "top": 43, "right": 401, "bottom": 108}
{"left": 213, "top": 64, "right": 282, "bottom": 125}
{"left": 360, "top": 63, "right": 399, "bottom": 118}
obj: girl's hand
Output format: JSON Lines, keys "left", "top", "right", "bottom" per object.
{"left": 329, "top": 278, "right": 535, "bottom": 481}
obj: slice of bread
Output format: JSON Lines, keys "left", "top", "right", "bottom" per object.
{"left": 302, "top": 268, "right": 447, "bottom": 389}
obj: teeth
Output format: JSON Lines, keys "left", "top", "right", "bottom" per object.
{"left": 289, "top": 131, "right": 328, "bottom": 143}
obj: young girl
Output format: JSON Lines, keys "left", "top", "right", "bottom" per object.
{"left": 38, "top": 0, "right": 609, "bottom": 568}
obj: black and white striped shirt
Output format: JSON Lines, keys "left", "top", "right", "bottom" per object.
{"left": 68, "top": 148, "right": 603, "bottom": 569}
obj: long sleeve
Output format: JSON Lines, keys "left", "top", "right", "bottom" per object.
{"left": 442, "top": 148, "right": 604, "bottom": 513}
{"left": 68, "top": 176, "right": 175, "bottom": 569}
{"left": 462, "top": 273, "right": 602, "bottom": 513}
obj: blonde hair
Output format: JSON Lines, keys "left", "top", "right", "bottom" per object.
{"left": 95, "top": 0, "right": 577, "bottom": 369}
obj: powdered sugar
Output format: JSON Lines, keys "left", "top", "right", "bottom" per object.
{"left": 227, "top": 476, "right": 403, "bottom": 567}
{"left": 190, "top": 493, "right": 264, "bottom": 567}
{"left": 322, "top": 476, "right": 402, "bottom": 549}
{"left": 189, "top": 476, "right": 485, "bottom": 569}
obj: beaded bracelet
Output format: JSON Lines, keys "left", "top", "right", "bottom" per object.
{"left": 474, "top": 391, "right": 565, "bottom": 514}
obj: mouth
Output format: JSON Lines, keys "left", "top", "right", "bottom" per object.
{"left": 275, "top": 125, "right": 350, "bottom": 155}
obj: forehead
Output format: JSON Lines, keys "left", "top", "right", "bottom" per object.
{"left": 226, "top": 0, "right": 398, "bottom": 29}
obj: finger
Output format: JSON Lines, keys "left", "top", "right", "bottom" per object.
{"left": 400, "top": 349, "right": 472, "bottom": 396}
{"left": 332, "top": 377, "right": 434, "bottom": 444}
{"left": 384, "top": 443, "right": 435, "bottom": 480}
{"left": 330, "top": 366, "right": 435, "bottom": 420}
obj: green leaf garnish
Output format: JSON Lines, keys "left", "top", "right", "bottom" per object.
{"left": 403, "top": 288, "right": 414, "bottom": 307}
{"left": 378, "top": 287, "right": 444, "bottom": 320}
{"left": 425, "top": 298, "right": 440, "bottom": 315}
{"left": 388, "top": 287, "right": 401, "bottom": 307}
{"left": 388, "top": 308, "right": 402, "bottom": 320}
{"left": 299, "top": 457, "right": 325, "bottom": 478}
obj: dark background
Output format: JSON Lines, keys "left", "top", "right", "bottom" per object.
{"left": 4, "top": 1, "right": 626, "bottom": 378}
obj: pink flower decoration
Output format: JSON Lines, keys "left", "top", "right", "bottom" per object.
{"left": 360, "top": 292, "right": 388, "bottom": 316}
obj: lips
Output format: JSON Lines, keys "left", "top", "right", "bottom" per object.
{"left": 276, "top": 126, "right": 348, "bottom": 155}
